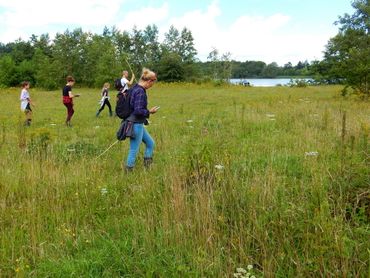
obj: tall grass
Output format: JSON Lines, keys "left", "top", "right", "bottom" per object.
{"left": 0, "top": 84, "right": 369, "bottom": 277}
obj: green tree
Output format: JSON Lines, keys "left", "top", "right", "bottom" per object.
{"left": 158, "top": 52, "right": 185, "bottom": 82}
{"left": 262, "top": 62, "right": 279, "bottom": 78}
{"left": 32, "top": 49, "right": 61, "bottom": 90}
{"left": 178, "top": 27, "right": 197, "bottom": 62}
{"left": 0, "top": 55, "right": 18, "bottom": 86}
{"left": 320, "top": 0, "right": 369, "bottom": 96}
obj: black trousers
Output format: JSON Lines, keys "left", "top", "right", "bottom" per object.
{"left": 98, "top": 99, "right": 112, "bottom": 113}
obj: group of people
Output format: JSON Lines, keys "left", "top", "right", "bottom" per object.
{"left": 19, "top": 68, "right": 159, "bottom": 171}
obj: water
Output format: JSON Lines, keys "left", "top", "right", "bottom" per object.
{"left": 230, "top": 78, "right": 311, "bottom": 87}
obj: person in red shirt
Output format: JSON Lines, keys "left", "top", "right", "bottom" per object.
{"left": 62, "top": 76, "right": 80, "bottom": 127}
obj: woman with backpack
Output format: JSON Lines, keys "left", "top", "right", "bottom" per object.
{"left": 124, "top": 68, "right": 159, "bottom": 171}
{"left": 96, "top": 82, "right": 112, "bottom": 117}
{"left": 62, "top": 76, "right": 80, "bottom": 127}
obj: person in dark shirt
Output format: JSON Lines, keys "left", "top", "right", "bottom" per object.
{"left": 62, "top": 76, "right": 79, "bottom": 127}
{"left": 125, "top": 68, "right": 159, "bottom": 171}
{"left": 96, "top": 82, "right": 112, "bottom": 117}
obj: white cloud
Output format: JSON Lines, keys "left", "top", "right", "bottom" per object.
{"left": 117, "top": 3, "right": 169, "bottom": 31}
{"left": 0, "top": 0, "right": 125, "bottom": 41}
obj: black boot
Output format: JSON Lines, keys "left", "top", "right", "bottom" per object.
{"left": 144, "top": 157, "right": 153, "bottom": 169}
{"left": 125, "top": 165, "right": 134, "bottom": 173}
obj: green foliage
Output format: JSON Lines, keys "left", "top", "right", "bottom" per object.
{"left": 0, "top": 55, "right": 18, "bottom": 86}
{"left": 158, "top": 52, "right": 185, "bottom": 82}
{"left": 316, "top": 0, "right": 370, "bottom": 96}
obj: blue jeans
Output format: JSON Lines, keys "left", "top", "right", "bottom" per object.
{"left": 126, "top": 123, "right": 155, "bottom": 167}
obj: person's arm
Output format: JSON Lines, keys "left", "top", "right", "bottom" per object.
{"left": 127, "top": 74, "right": 135, "bottom": 86}
{"left": 26, "top": 96, "right": 34, "bottom": 106}
{"left": 132, "top": 92, "right": 149, "bottom": 117}
{"left": 68, "top": 91, "right": 80, "bottom": 98}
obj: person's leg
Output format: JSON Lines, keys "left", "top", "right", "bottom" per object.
{"left": 126, "top": 123, "right": 144, "bottom": 168}
{"left": 142, "top": 128, "right": 155, "bottom": 158}
{"left": 24, "top": 110, "right": 32, "bottom": 126}
{"left": 106, "top": 100, "right": 112, "bottom": 116}
{"left": 96, "top": 100, "right": 106, "bottom": 116}
{"left": 142, "top": 128, "right": 155, "bottom": 168}
{"left": 65, "top": 103, "right": 74, "bottom": 125}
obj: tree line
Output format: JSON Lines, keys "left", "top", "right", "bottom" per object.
{"left": 0, "top": 25, "right": 199, "bottom": 89}
{"left": 0, "top": 25, "right": 313, "bottom": 89}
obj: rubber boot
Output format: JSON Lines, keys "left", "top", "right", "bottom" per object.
{"left": 96, "top": 111, "right": 100, "bottom": 117}
{"left": 125, "top": 166, "right": 134, "bottom": 173}
{"left": 144, "top": 157, "right": 153, "bottom": 169}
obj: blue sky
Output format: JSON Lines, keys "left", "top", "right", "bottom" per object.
{"left": 0, "top": 0, "right": 354, "bottom": 65}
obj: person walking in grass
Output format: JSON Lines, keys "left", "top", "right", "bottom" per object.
{"left": 96, "top": 82, "right": 113, "bottom": 117}
{"left": 20, "top": 81, "right": 34, "bottom": 126}
{"left": 62, "top": 76, "right": 79, "bottom": 127}
{"left": 125, "top": 68, "right": 159, "bottom": 171}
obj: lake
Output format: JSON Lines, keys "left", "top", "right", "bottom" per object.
{"left": 230, "top": 78, "right": 311, "bottom": 87}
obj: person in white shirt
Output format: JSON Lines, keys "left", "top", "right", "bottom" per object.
{"left": 120, "top": 70, "right": 135, "bottom": 93}
{"left": 19, "top": 81, "right": 34, "bottom": 126}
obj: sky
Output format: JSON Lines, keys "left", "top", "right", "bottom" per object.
{"left": 0, "top": 0, "right": 355, "bottom": 65}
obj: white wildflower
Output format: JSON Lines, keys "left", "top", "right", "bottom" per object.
{"left": 186, "top": 120, "right": 193, "bottom": 123}
{"left": 50, "top": 123, "right": 56, "bottom": 126}
{"left": 67, "top": 148, "right": 75, "bottom": 152}
{"left": 236, "top": 268, "right": 247, "bottom": 274}
{"left": 305, "top": 151, "right": 319, "bottom": 157}
{"left": 214, "top": 164, "right": 224, "bottom": 170}
{"left": 101, "top": 188, "right": 108, "bottom": 195}
{"left": 266, "top": 113, "right": 275, "bottom": 118}
{"left": 247, "top": 264, "right": 253, "bottom": 270}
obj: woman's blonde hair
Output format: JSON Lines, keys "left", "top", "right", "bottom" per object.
{"left": 103, "top": 82, "right": 110, "bottom": 89}
{"left": 140, "top": 68, "right": 156, "bottom": 81}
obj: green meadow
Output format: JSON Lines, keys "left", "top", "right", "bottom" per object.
{"left": 0, "top": 84, "right": 369, "bottom": 277}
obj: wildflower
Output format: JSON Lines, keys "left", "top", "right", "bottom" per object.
{"left": 305, "top": 151, "right": 319, "bottom": 157}
{"left": 186, "top": 120, "right": 193, "bottom": 123}
{"left": 247, "top": 264, "right": 253, "bottom": 270}
{"left": 233, "top": 274, "right": 241, "bottom": 277}
{"left": 215, "top": 164, "right": 224, "bottom": 170}
{"left": 67, "top": 148, "right": 75, "bottom": 152}
{"left": 15, "top": 267, "right": 20, "bottom": 272}
{"left": 266, "top": 113, "right": 275, "bottom": 118}
{"left": 50, "top": 123, "right": 56, "bottom": 126}
{"left": 236, "top": 267, "right": 247, "bottom": 274}
{"left": 250, "top": 276, "right": 256, "bottom": 278}
{"left": 101, "top": 187, "right": 108, "bottom": 195}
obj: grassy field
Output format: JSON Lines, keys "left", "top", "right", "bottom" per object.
{"left": 0, "top": 83, "right": 369, "bottom": 277}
